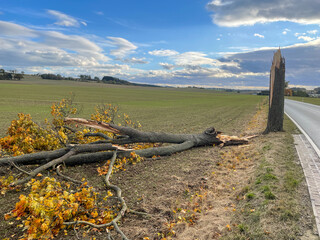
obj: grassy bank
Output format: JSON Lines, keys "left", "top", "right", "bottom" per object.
{"left": 286, "top": 96, "right": 320, "bottom": 106}
{"left": 221, "top": 114, "right": 318, "bottom": 239}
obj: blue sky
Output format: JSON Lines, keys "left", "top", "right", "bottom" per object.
{"left": 0, "top": 0, "right": 320, "bottom": 89}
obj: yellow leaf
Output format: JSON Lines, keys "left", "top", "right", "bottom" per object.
{"left": 226, "top": 224, "right": 231, "bottom": 231}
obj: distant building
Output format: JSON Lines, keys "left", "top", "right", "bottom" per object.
{"left": 258, "top": 90, "right": 270, "bottom": 96}
{"left": 309, "top": 94, "right": 320, "bottom": 98}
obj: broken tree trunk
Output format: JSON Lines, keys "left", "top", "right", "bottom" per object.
{"left": 264, "top": 49, "right": 285, "bottom": 134}
{"left": 0, "top": 117, "right": 254, "bottom": 166}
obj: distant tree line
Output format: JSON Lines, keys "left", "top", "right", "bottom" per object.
{"left": 314, "top": 87, "right": 320, "bottom": 94}
{"left": 101, "top": 76, "right": 131, "bottom": 85}
{"left": 291, "top": 88, "right": 309, "bottom": 97}
{"left": 0, "top": 69, "right": 24, "bottom": 80}
{"left": 2, "top": 69, "right": 158, "bottom": 88}
{"left": 40, "top": 74, "right": 101, "bottom": 82}
{"left": 41, "top": 73, "right": 157, "bottom": 87}
{"left": 40, "top": 74, "right": 76, "bottom": 81}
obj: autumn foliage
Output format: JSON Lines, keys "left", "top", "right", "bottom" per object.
{"left": 0, "top": 96, "right": 149, "bottom": 239}
{"left": 0, "top": 96, "right": 143, "bottom": 156}
{"left": 5, "top": 177, "right": 116, "bottom": 239}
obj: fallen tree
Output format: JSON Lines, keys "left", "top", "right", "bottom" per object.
{"left": 0, "top": 116, "right": 255, "bottom": 240}
{"left": 1, "top": 117, "right": 253, "bottom": 168}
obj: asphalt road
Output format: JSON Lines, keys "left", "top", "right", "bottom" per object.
{"left": 285, "top": 99, "right": 320, "bottom": 153}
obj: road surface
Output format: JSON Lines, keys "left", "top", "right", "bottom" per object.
{"left": 285, "top": 99, "right": 320, "bottom": 154}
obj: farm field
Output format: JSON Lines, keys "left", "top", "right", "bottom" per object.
{"left": 286, "top": 96, "right": 320, "bottom": 106}
{"left": 0, "top": 77, "right": 261, "bottom": 136}
{"left": 0, "top": 78, "right": 318, "bottom": 239}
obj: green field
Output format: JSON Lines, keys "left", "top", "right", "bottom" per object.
{"left": 0, "top": 77, "right": 265, "bottom": 137}
{"left": 286, "top": 96, "right": 320, "bottom": 105}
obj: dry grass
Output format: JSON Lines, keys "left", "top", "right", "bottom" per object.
{"left": 220, "top": 107, "right": 318, "bottom": 240}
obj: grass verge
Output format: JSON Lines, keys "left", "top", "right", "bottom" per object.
{"left": 286, "top": 96, "right": 320, "bottom": 106}
{"left": 221, "top": 116, "right": 318, "bottom": 239}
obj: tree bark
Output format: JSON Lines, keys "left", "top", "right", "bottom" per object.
{"left": 264, "top": 49, "right": 285, "bottom": 134}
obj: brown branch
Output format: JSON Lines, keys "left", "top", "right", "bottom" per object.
{"left": 84, "top": 132, "right": 112, "bottom": 140}
{"left": 127, "top": 209, "right": 151, "bottom": 218}
{"left": 73, "top": 224, "right": 80, "bottom": 240}
{"left": 56, "top": 165, "right": 83, "bottom": 185}
{"left": 10, "top": 161, "right": 31, "bottom": 175}
{"left": 12, "top": 149, "right": 76, "bottom": 186}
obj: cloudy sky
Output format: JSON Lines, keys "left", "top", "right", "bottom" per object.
{"left": 0, "top": 0, "right": 319, "bottom": 89}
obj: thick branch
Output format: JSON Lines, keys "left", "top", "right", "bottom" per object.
{"left": 84, "top": 132, "right": 112, "bottom": 140}
{"left": 1, "top": 143, "right": 116, "bottom": 166}
{"left": 12, "top": 150, "right": 76, "bottom": 186}
{"left": 52, "top": 141, "right": 195, "bottom": 166}
{"left": 65, "top": 117, "right": 222, "bottom": 146}
{"left": 11, "top": 144, "right": 116, "bottom": 186}
{"left": 1, "top": 119, "right": 252, "bottom": 167}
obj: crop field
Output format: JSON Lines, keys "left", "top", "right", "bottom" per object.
{"left": 0, "top": 77, "right": 318, "bottom": 239}
{"left": 0, "top": 77, "right": 262, "bottom": 136}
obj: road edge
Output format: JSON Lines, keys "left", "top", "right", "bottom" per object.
{"left": 285, "top": 112, "right": 320, "bottom": 158}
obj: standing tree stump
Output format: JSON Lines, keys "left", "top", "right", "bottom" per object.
{"left": 264, "top": 49, "right": 285, "bottom": 134}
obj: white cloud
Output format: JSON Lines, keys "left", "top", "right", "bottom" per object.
{"left": 47, "top": 10, "right": 81, "bottom": 27}
{"left": 159, "top": 62, "right": 175, "bottom": 70}
{"left": 207, "top": 0, "right": 320, "bottom": 27}
{"left": 43, "top": 31, "right": 102, "bottom": 52}
{"left": 0, "top": 21, "right": 109, "bottom": 68}
{"left": 95, "top": 11, "right": 104, "bottom": 15}
{"left": 122, "top": 57, "right": 148, "bottom": 64}
{"left": 307, "top": 30, "right": 318, "bottom": 34}
{"left": 298, "top": 36, "right": 315, "bottom": 41}
{"left": 254, "top": 33, "right": 264, "bottom": 38}
{"left": 0, "top": 20, "right": 36, "bottom": 37}
{"left": 173, "top": 52, "right": 216, "bottom": 66}
{"left": 172, "top": 51, "right": 239, "bottom": 69}
{"left": 107, "top": 37, "right": 137, "bottom": 59}
{"left": 217, "top": 38, "right": 221, "bottom": 40}
{"left": 148, "top": 49, "right": 179, "bottom": 56}
{"left": 282, "top": 28, "right": 291, "bottom": 35}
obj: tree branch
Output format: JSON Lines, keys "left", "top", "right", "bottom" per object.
{"left": 63, "top": 152, "right": 129, "bottom": 239}
{"left": 84, "top": 132, "right": 112, "bottom": 140}
{"left": 56, "top": 165, "right": 83, "bottom": 184}
{"left": 10, "top": 161, "right": 31, "bottom": 175}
